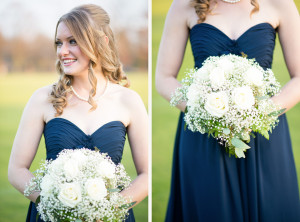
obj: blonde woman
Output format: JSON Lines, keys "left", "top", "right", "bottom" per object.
{"left": 156, "top": 0, "right": 300, "bottom": 221}
{"left": 8, "top": 4, "right": 148, "bottom": 222}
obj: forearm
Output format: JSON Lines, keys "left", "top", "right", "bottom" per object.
{"left": 156, "top": 75, "right": 186, "bottom": 112}
{"left": 271, "top": 76, "right": 300, "bottom": 112}
{"left": 8, "top": 167, "right": 39, "bottom": 202}
{"left": 120, "top": 172, "right": 148, "bottom": 206}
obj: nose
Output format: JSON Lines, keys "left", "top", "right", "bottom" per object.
{"left": 58, "top": 42, "right": 69, "bottom": 57}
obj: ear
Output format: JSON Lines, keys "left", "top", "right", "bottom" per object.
{"left": 104, "top": 36, "right": 109, "bottom": 44}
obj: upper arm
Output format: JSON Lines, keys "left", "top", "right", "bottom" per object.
{"left": 8, "top": 87, "right": 49, "bottom": 172}
{"left": 155, "top": 0, "right": 191, "bottom": 83}
{"left": 276, "top": 0, "right": 300, "bottom": 78}
{"left": 125, "top": 91, "right": 148, "bottom": 175}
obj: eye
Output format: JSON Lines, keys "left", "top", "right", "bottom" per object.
{"left": 55, "top": 40, "right": 62, "bottom": 47}
{"left": 70, "top": 39, "right": 77, "bottom": 45}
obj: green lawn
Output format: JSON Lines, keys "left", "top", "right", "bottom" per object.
{"left": 152, "top": 1, "right": 300, "bottom": 222}
{"left": 0, "top": 72, "right": 148, "bottom": 222}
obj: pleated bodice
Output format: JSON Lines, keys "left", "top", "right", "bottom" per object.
{"left": 190, "top": 23, "right": 276, "bottom": 69}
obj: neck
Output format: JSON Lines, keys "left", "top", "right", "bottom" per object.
{"left": 71, "top": 70, "right": 107, "bottom": 98}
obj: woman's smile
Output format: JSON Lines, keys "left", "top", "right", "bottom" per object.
{"left": 62, "top": 58, "right": 77, "bottom": 66}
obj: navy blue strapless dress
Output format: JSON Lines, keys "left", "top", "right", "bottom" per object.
{"left": 26, "top": 118, "right": 135, "bottom": 222}
{"left": 165, "top": 23, "right": 300, "bottom": 222}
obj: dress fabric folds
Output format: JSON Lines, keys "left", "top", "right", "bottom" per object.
{"left": 26, "top": 118, "right": 135, "bottom": 222}
{"left": 165, "top": 23, "right": 300, "bottom": 222}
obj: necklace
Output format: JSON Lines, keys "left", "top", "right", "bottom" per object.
{"left": 70, "top": 78, "right": 109, "bottom": 102}
{"left": 221, "top": 0, "right": 241, "bottom": 3}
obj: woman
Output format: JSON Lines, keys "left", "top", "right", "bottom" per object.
{"left": 8, "top": 4, "right": 148, "bottom": 222}
{"left": 156, "top": 0, "right": 300, "bottom": 221}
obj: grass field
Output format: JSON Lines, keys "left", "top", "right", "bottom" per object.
{"left": 0, "top": 72, "right": 148, "bottom": 222}
{"left": 152, "top": 1, "right": 300, "bottom": 222}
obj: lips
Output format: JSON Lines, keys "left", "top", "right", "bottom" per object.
{"left": 62, "top": 59, "right": 77, "bottom": 66}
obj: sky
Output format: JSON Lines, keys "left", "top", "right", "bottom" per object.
{"left": 0, "top": 0, "right": 148, "bottom": 39}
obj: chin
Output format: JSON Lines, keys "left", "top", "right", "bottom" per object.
{"left": 63, "top": 70, "right": 73, "bottom": 75}
{"left": 63, "top": 69, "right": 87, "bottom": 77}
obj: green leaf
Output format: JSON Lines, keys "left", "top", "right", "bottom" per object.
{"left": 108, "top": 188, "right": 120, "bottom": 192}
{"left": 260, "top": 129, "right": 269, "bottom": 140}
{"left": 119, "top": 201, "right": 137, "bottom": 209}
{"left": 231, "top": 138, "right": 250, "bottom": 149}
{"left": 239, "top": 132, "right": 250, "bottom": 141}
{"left": 241, "top": 52, "right": 248, "bottom": 58}
{"left": 250, "top": 132, "right": 256, "bottom": 138}
{"left": 268, "top": 108, "right": 286, "bottom": 116}
{"left": 94, "top": 147, "right": 100, "bottom": 152}
{"left": 36, "top": 212, "right": 40, "bottom": 222}
{"left": 35, "top": 195, "right": 41, "bottom": 209}
{"left": 184, "top": 123, "right": 187, "bottom": 130}
{"left": 223, "top": 128, "right": 230, "bottom": 135}
{"left": 255, "top": 95, "right": 269, "bottom": 100}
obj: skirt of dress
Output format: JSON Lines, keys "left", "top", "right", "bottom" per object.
{"left": 165, "top": 113, "right": 300, "bottom": 222}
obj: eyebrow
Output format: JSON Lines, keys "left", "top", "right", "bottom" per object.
{"left": 55, "top": 36, "right": 74, "bottom": 41}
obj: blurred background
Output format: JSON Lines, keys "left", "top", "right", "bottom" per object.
{"left": 0, "top": 0, "right": 148, "bottom": 221}
{"left": 0, "top": 0, "right": 148, "bottom": 73}
{"left": 152, "top": 0, "right": 300, "bottom": 221}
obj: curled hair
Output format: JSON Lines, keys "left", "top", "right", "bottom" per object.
{"left": 190, "top": 0, "right": 259, "bottom": 23}
{"left": 50, "top": 4, "right": 129, "bottom": 116}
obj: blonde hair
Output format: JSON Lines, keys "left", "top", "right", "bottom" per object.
{"left": 190, "top": 0, "right": 259, "bottom": 23}
{"left": 50, "top": 4, "right": 129, "bottom": 116}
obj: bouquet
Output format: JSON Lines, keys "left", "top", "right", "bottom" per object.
{"left": 171, "top": 54, "right": 285, "bottom": 158}
{"left": 24, "top": 148, "right": 134, "bottom": 222}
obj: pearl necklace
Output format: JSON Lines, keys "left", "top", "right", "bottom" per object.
{"left": 70, "top": 78, "right": 109, "bottom": 102}
{"left": 221, "top": 0, "right": 241, "bottom": 3}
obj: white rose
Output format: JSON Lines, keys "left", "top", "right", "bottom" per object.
{"left": 244, "top": 67, "right": 264, "bottom": 87}
{"left": 40, "top": 174, "right": 54, "bottom": 197}
{"left": 49, "top": 158, "right": 63, "bottom": 173}
{"left": 218, "top": 57, "right": 234, "bottom": 73}
{"left": 97, "top": 161, "right": 116, "bottom": 179}
{"left": 71, "top": 150, "right": 87, "bottom": 167}
{"left": 64, "top": 159, "right": 80, "bottom": 180}
{"left": 205, "top": 91, "right": 229, "bottom": 117}
{"left": 85, "top": 178, "right": 107, "bottom": 201}
{"left": 195, "top": 67, "right": 210, "bottom": 81}
{"left": 58, "top": 183, "right": 82, "bottom": 208}
{"left": 209, "top": 67, "right": 226, "bottom": 88}
{"left": 232, "top": 86, "right": 255, "bottom": 110}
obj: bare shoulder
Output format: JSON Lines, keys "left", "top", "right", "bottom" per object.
{"left": 268, "top": 0, "right": 295, "bottom": 7}
{"left": 260, "top": 0, "right": 298, "bottom": 29}
{"left": 29, "top": 84, "right": 53, "bottom": 105}
{"left": 265, "top": 0, "right": 298, "bottom": 14}
{"left": 168, "top": 0, "right": 196, "bottom": 27}
{"left": 26, "top": 84, "right": 53, "bottom": 116}
{"left": 172, "top": 0, "right": 192, "bottom": 8}
{"left": 108, "top": 83, "right": 145, "bottom": 108}
{"left": 20, "top": 84, "right": 54, "bottom": 123}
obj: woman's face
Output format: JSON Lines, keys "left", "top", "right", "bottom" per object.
{"left": 55, "top": 22, "right": 90, "bottom": 77}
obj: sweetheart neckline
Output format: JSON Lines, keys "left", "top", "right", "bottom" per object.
{"left": 45, "top": 118, "right": 126, "bottom": 136}
{"left": 190, "top": 22, "right": 275, "bottom": 42}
